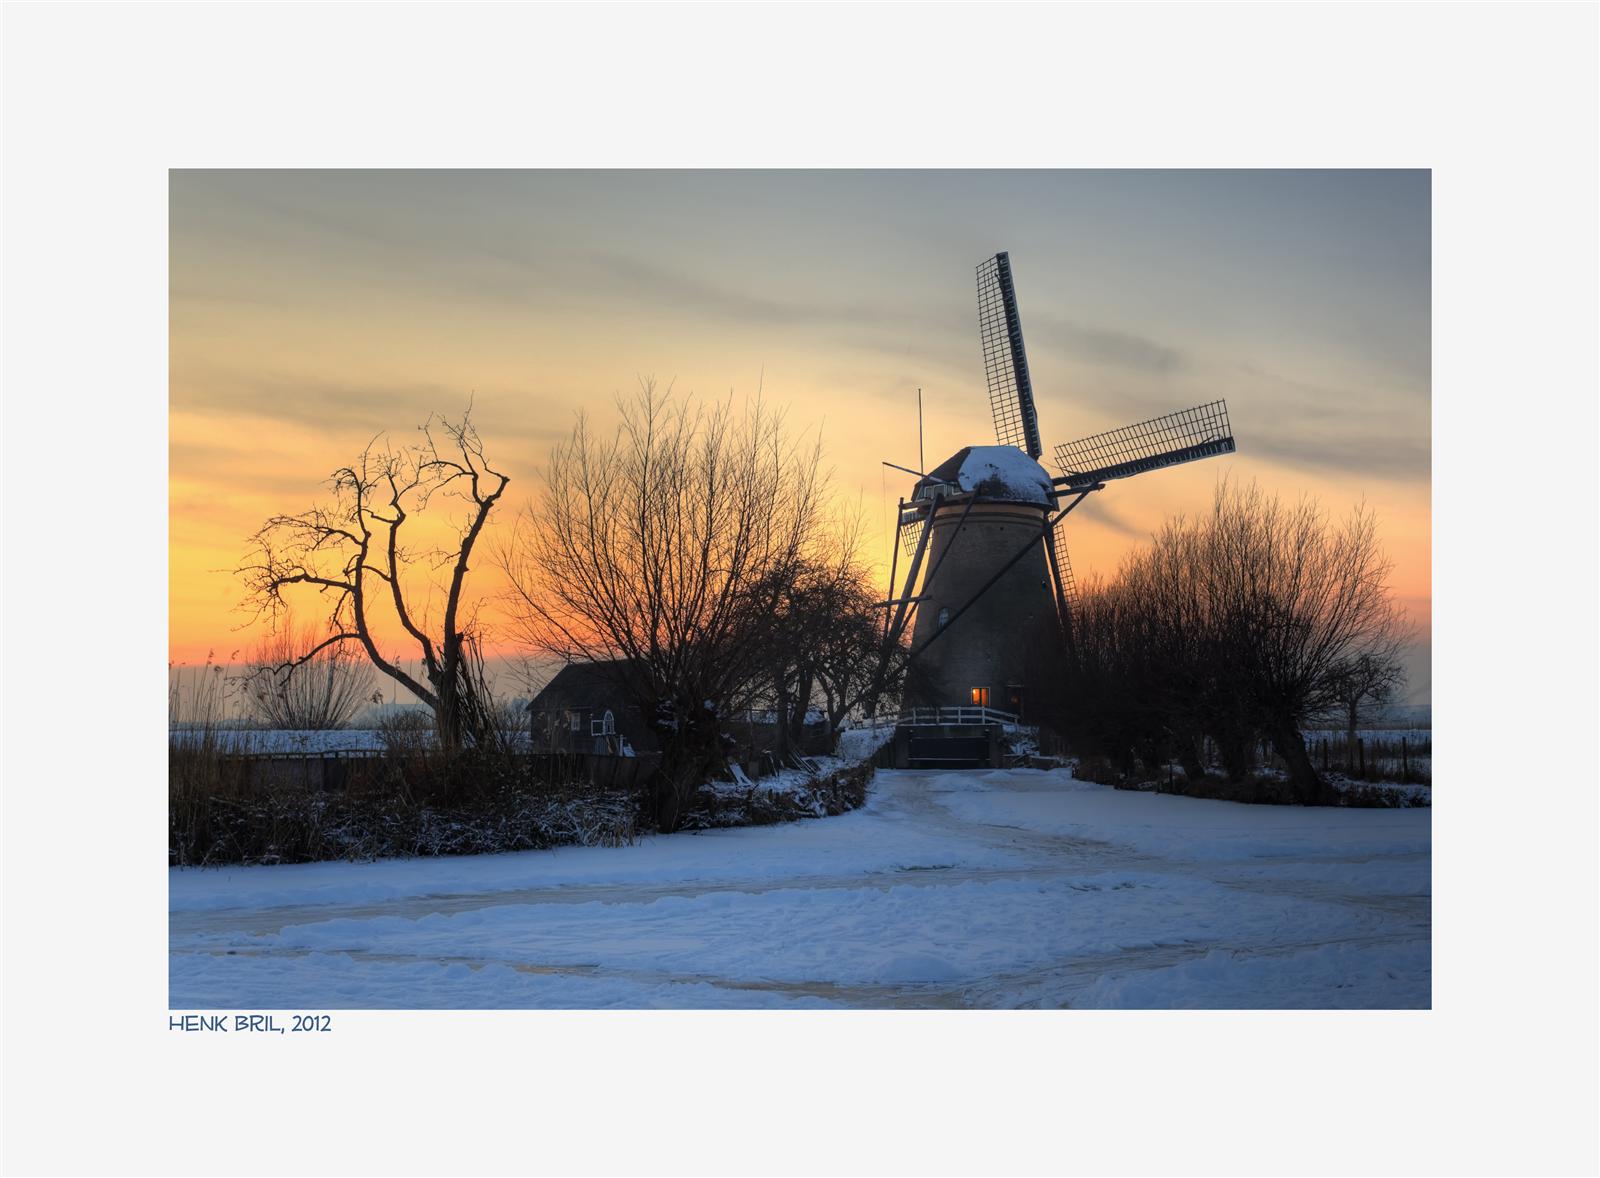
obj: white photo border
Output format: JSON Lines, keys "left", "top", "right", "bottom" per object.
{"left": 3, "top": 3, "right": 1596, "bottom": 1176}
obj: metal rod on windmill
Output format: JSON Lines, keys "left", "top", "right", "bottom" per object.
{"left": 917, "top": 387, "right": 924, "bottom": 474}
{"left": 876, "top": 250, "right": 1238, "bottom": 723}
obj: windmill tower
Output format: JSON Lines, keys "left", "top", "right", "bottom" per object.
{"left": 882, "top": 252, "right": 1236, "bottom": 731}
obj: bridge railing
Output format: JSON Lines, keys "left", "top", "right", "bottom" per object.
{"left": 849, "top": 706, "right": 1023, "bottom": 731}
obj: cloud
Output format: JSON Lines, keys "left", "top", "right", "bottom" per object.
{"left": 1236, "top": 362, "right": 1428, "bottom": 410}
{"left": 1229, "top": 364, "right": 1431, "bottom": 481}
{"left": 1033, "top": 316, "right": 1187, "bottom": 374}
{"left": 1243, "top": 425, "right": 1429, "bottom": 482}
{"left": 171, "top": 364, "right": 567, "bottom": 451}
{"left": 1038, "top": 362, "right": 1430, "bottom": 484}
{"left": 172, "top": 367, "right": 459, "bottom": 433}
{"left": 582, "top": 259, "right": 1193, "bottom": 397}
{"left": 168, "top": 439, "right": 326, "bottom": 502}
{"left": 1074, "top": 498, "right": 1147, "bottom": 540}
{"left": 584, "top": 250, "right": 920, "bottom": 332}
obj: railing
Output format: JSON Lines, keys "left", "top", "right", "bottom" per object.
{"left": 850, "top": 706, "right": 1022, "bottom": 731}
{"left": 901, "top": 706, "right": 1020, "bottom": 727}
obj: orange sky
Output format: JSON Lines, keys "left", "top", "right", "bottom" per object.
{"left": 170, "top": 170, "right": 1431, "bottom": 699}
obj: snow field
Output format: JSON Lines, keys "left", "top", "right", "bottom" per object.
{"left": 171, "top": 767, "right": 1430, "bottom": 1008}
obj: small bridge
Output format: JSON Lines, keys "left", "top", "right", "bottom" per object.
{"left": 857, "top": 707, "right": 1027, "bottom": 770}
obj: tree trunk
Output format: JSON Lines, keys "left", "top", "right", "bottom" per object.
{"left": 1269, "top": 721, "right": 1330, "bottom": 805}
{"left": 1216, "top": 730, "right": 1255, "bottom": 782}
{"left": 650, "top": 699, "right": 726, "bottom": 833}
{"left": 772, "top": 670, "right": 790, "bottom": 761}
{"left": 432, "top": 640, "right": 493, "bottom": 754}
{"left": 825, "top": 691, "right": 849, "bottom": 738}
{"left": 1177, "top": 734, "right": 1206, "bottom": 781}
{"left": 789, "top": 671, "right": 813, "bottom": 749}
{"left": 435, "top": 661, "right": 463, "bottom": 752}
{"left": 1134, "top": 737, "right": 1166, "bottom": 780}
{"left": 1346, "top": 700, "right": 1359, "bottom": 770}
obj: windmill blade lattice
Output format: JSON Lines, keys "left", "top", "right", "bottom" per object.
{"left": 977, "top": 252, "right": 1043, "bottom": 460}
{"left": 1049, "top": 515, "right": 1078, "bottom": 609}
{"left": 898, "top": 515, "right": 925, "bottom": 557}
{"left": 1054, "top": 400, "right": 1235, "bottom": 490}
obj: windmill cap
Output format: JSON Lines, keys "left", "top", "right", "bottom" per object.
{"left": 914, "top": 445, "right": 1054, "bottom": 506}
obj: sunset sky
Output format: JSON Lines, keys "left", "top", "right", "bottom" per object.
{"left": 170, "top": 169, "right": 1431, "bottom": 700}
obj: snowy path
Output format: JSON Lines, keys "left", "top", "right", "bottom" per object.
{"left": 169, "top": 768, "right": 1431, "bottom": 1008}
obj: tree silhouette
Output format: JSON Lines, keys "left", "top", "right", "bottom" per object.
{"left": 238, "top": 410, "right": 507, "bottom": 749}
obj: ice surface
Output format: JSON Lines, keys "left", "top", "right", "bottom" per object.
{"left": 170, "top": 767, "right": 1430, "bottom": 1009}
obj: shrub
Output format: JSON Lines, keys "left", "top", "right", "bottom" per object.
{"left": 241, "top": 621, "right": 375, "bottom": 729}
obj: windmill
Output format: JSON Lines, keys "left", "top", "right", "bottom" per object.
{"left": 880, "top": 251, "right": 1236, "bottom": 721}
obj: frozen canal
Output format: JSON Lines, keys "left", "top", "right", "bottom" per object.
{"left": 169, "top": 768, "right": 1431, "bottom": 1008}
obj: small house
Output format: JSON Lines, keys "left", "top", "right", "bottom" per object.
{"left": 526, "top": 660, "right": 656, "bottom": 756}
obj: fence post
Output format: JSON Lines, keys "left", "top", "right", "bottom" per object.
{"left": 1358, "top": 738, "right": 1365, "bottom": 778}
{"left": 1402, "top": 736, "right": 1408, "bottom": 780}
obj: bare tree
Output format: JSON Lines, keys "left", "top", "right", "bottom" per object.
{"left": 242, "top": 618, "right": 376, "bottom": 729}
{"left": 812, "top": 571, "right": 905, "bottom": 735}
{"left": 1059, "top": 481, "right": 1406, "bottom": 803}
{"left": 501, "top": 382, "right": 830, "bottom": 830}
{"left": 1055, "top": 571, "right": 1194, "bottom": 778}
{"left": 1202, "top": 484, "right": 1403, "bottom": 802}
{"left": 238, "top": 410, "right": 508, "bottom": 750}
{"left": 1323, "top": 646, "right": 1408, "bottom": 765}
{"left": 746, "top": 518, "right": 896, "bottom": 755}
{"left": 745, "top": 562, "right": 831, "bottom": 761}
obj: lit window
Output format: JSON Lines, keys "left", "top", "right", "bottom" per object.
{"left": 970, "top": 687, "right": 990, "bottom": 707}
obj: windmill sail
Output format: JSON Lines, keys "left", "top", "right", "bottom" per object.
{"left": 898, "top": 513, "right": 925, "bottom": 557}
{"left": 1054, "top": 400, "right": 1235, "bottom": 490}
{"left": 1048, "top": 514, "right": 1078, "bottom": 609}
{"left": 977, "top": 252, "right": 1042, "bottom": 460}
{"left": 1038, "top": 505, "right": 1084, "bottom": 654}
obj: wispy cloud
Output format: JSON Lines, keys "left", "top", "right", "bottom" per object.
{"left": 1229, "top": 364, "right": 1430, "bottom": 481}
{"left": 1243, "top": 425, "right": 1429, "bottom": 481}
{"left": 584, "top": 251, "right": 918, "bottom": 332}
{"left": 1074, "top": 498, "right": 1148, "bottom": 540}
{"left": 1033, "top": 316, "right": 1187, "bottom": 374}
{"left": 171, "top": 367, "right": 571, "bottom": 466}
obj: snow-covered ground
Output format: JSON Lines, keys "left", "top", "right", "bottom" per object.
{"left": 169, "top": 767, "right": 1430, "bottom": 1009}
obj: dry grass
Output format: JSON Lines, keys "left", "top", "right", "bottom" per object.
{"left": 170, "top": 721, "right": 875, "bottom": 866}
{"left": 169, "top": 731, "right": 639, "bottom": 866}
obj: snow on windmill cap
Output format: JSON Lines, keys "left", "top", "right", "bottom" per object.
{"left": 914, "top": 445, "right": 1054, "bottom": 506}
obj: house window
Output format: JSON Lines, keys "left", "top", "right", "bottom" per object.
{"left": 970, "top": 686, "right": 990, "bottom": 708}
{"left": 591, "top": 709, "right": 616, "bottom": 737}
{"left": 937, "top": 607, "right": 950, "bottom": 629}
{"left": 568, "top": 711, "right": 582, "bottom": 732}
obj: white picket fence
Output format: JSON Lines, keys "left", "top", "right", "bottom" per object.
{"left": 847, "top": 706, "right": 1022, "bottom": 732}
